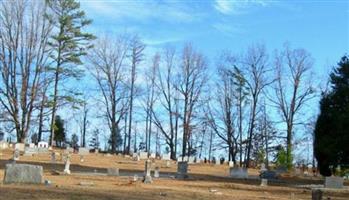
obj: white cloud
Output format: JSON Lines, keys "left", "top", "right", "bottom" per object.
{"left": 82, "top": 1, "right": 204, "bottom": 23}
{"left": 214, "top": 0, "right": 271, "bottom": 15}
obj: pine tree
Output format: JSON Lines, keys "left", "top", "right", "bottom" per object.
{"left": 45, "top": 0, "right": 95, "bottom": 146}
{"left": 53, "top": 115, "right": 66, "bottom": 147}
{"left": 314, "top": 55, "right": 349, "bottom": 176}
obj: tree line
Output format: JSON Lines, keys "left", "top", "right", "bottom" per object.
{"left": 0, "top": 0, "right": 322, "bottom": 169}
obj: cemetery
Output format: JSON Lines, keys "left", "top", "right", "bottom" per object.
{"left": 0, "top": 0, "right": 348, "bottom": 199}
{"left": 0, "top": 145, "right": 348, "bottom": 200}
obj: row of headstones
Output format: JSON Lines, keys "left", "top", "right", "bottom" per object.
{"left": 229, "top": 166, "right": 345, "bottom": 189}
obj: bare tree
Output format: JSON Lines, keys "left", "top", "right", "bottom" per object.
{"left": 126, "top": 35, "right": 145, "bottom": 154}
{"left": 144, "top": 53, "right": 159, "bottom": 153}
{"left": 207, "top": 66, "right": 238, "bottom": 162}
{"left": 177, "top": 44, "right": 207, "bottom": 158}
{"left": 151, "top": 47, "right": 180, "bottom": 159}
{"left": 243, "top": 44, "right": 271, "bottom": 168}
{"left": 88, "top": 35, "right": 129, "bottom": 153}
{"left": 270, "top": 44, "right": 315, "bottom": 168}
{"left": 0, "top": 0, "right": 52, "bottom": 142}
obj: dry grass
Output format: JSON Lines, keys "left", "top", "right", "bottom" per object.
{"left": 0, "top": 149, "right": 348, "bottom": 200}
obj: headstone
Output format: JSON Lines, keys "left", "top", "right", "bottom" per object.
{"left": 324, "top": 176, "right": 343, "bottom": 189}
{"left": 134, "top": 155, "right": 140, "bottom": 161}
{"left": 80, "top": 155, "right": 84, "bottom": 162}
{"left": 260, "top": 170, "right": 278, "bottom": 179}
{"left": 312, "top": 189, "right": 323, "bottom": 200}
{"left": 38, "top": 141, "right": 48, "bottom": 148}
{"left": 15, "top": 143, "right": 25, "bottom": 152}
{"left": 63, "top": 154, "right": 71, "bottom": 175}
{"left": 150, "top": 153, "right": 156, "bottom": 159}
{"left": 29, "top": 143, "right": 35, "bottom": 148}
{"left": 154, "top": 167, "right": 160, "bottom": 178}
{"left": 260, "top": 163, "right": 267, "bottom": 172}
{"left": 0, "top": 141, "right": 8, "bottom": 149}
{"left": 295, "top": 168, "right": 301, "bottom": 176}
{"left": 13, "top": 149, "right": 20, "bottom": 161}
{"left": 188, "top": 156, "right": 195, "bottom": 164}
{"left": 139, "top": 152, "right": 148, "bottom": 159}
{"left": 133, "top": 174, "right": 138, "bottom": 181}
{"left": 229, "top": 167, "right": 248, "bottom": 179}
{"left": 143, "top": 160, "right": 152, "bottom": 183}
{"left": 107, "top": 168, "right": 119, "bottom": 176}
{"left": 176, "top": 161, "right": 188, "bottom": 179}
{"left": 51, "top": 152, "right": 56, "bottom": 163}
{"left": 161, "top": 153, "right": 170, "bottom": 161}
{"left": 166, "top": 160, "right": 171, "bottom": 168}
{"left": 78, "top": 147, "right": 89, "bottom": 155}
{"left": 229, "top": 161, "right": 234, "bottom": 167}
{"left": 24, "top": 147, "right": 38, "bottom": 156}
{"left": 4, "top": 164, "right": 43, "bottom": 184}
{"left": 260, "top": 178, "right": 268, "bottom": 186}
{"left": 132, "top": 152, "right": 138, "bottom": 159}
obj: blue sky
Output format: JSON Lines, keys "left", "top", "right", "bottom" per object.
{"left": 71, "top": 0, "right": 349, "bottom": 159}
{"left": 81, "top": 0, "right": 349, "bottom": 76}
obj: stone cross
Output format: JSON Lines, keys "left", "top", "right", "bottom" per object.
{"left": 63, "top": 154, "right": 71, "bottom": 175}
{"left": 143, "top": 159, "right": 152, "bottom": 183}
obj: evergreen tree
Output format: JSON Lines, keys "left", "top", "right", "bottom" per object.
{"left": 89, "top": 129, "right": 100, "bottom": 150}
{"left": 314, "top": 55, "right": 349, "bottom": 176}
{"left": 53, "top": 115, "right": 66, "bottom": 147}
{"left": 45, "top": 0, "right": 95, "bottom": 146}
{"left": 71, "top": 133, "right": 79, "bottom": 149}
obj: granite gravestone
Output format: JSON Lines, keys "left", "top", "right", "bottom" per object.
{"left": 325, "top": 176, "right": 344, "bottom": 189}
{"left": 176, "top": 161, "right": 188, "bottom": 179}
{"left": 4, "top": 164, "right": 43, "bottom": 184}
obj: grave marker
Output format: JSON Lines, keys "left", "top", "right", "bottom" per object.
{"left": 4, "top": 164, "right": 43, "bottom": 184}
{"left": 229, "top": 167, "right": 248, "bottom": 179}
{"left": 143, "top": 160, "right": 152, "bottom": 183}
{"left": 107, "top": 168, "right": 119, "bottom": 176}
{"left": 176, "top": 161, "right": 188, "bottom": 179}
{"left": 325, "top": 176, "right": 343, "bottom": 189}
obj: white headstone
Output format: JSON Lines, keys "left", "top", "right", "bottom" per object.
{"left": 188, "top": 156, "right": 195, "bottom": 164}
{"left": 150, "top": 153, "right": 156, "bottom": 159}
{"left": 15, "top": 143, "right": 25, "bottom": 152}
{"left": 139, "top": 152, "right": 148, "bottom": 159}
{"left": 260, "top": 163, "right": 267, "bottom": 172}
{"left": 29, "top": 143, "right": 35, "bottom": 148}
{"left": 161, "top": 153, "right": 171, "bottom": 160}
{"left": 38, "top": 141, "right": 48, "bottom": 148}
{"left": 0, "top": 141, "right": 8, "bottom": 149}
{"left": 229, "top": 161, "right": 234, "bottom": 167}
